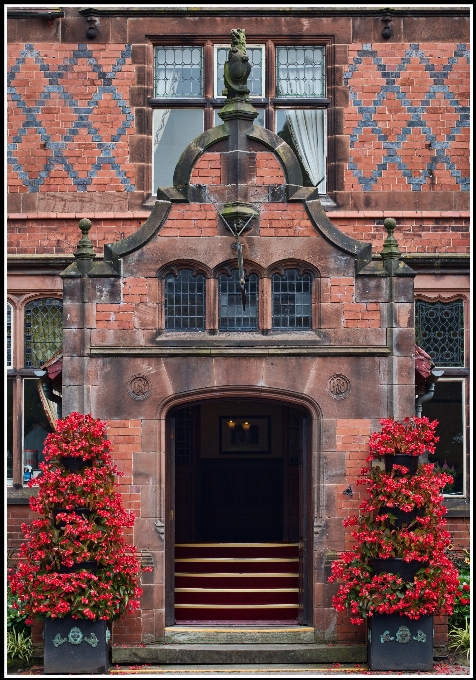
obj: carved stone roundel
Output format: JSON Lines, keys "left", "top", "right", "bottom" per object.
{"left": 128, "top": 374, "right": 150, "bottom": 401}
{"left": 326, "top": 373, "right": 351, "bottom": 400}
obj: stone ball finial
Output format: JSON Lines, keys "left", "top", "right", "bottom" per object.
{"left": 384, "top": 217, "right": 397, "bottom": 236}
{"left": 75, "top": 218, "right": 95, "bottom": 260}
{"left": 79, "top": 218, "right": 92, "bottom": 233}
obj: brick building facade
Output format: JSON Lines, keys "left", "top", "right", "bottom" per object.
{"left": 7, "top": 6, "right": 470, "bottom": 662}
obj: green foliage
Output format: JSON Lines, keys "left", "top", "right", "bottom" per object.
{"left": 447, "top": 548, "right": 470, "bottom": 630}
{"left": 7, "top": 547, "right": 29, "bottom": 635}
{"left": 7, "top": 585, "right": 29, "bottom": 634}
{"left": 448, "top": 619, "right": 470, "bottom": 659}
{"left": 7, "top": 629, "right": 33, "bottom": 668}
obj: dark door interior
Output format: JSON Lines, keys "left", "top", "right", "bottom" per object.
{"left": 173, "top": 400, "right": 303, "bottom": 544}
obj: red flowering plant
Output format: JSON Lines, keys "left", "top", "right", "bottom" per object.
{"left": 8, "top": 413, "right": 150, "bottom": 623}
{"left": 368, "top": 416, "right": 439, "bottom": 457}
{"left": 328, "top": 417, "right": 459, "bottom": 625}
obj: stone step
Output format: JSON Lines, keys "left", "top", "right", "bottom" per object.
{"left": 165, "top": 625, "right": 315, "bottom": 645}
{"left": 111, "top": 643, "right": 367, "bottom": 666}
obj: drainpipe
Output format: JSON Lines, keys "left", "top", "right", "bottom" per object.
{"left": 415, "top": 369, "right": 444, "bottom": 417}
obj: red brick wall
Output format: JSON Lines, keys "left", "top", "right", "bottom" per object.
{"left": 7, "top": 214, "right": 148, "bottom": 255}
{"left": 344, "top": 43, "right": 470, "bottom": 195}
{"left": 7, "top": 43, "right": 135, "bottom": 196}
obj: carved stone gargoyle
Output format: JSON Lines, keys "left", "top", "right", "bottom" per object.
{"left": 222, "top": 28, "right": 251, "bottom": 99}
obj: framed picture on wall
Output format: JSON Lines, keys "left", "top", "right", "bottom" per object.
{"left": 219, "top": 416, "right": 271, "bottom": 455}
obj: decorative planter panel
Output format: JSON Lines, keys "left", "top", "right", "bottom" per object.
{"left": 367, "top": 613, "right": 433, "bottom": 671}
{"left": 43, "top": 617, "right": 110, "bottom": 675}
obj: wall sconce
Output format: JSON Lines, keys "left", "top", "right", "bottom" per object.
{"left": 227, "top": 419, "right": 236, "bottom": 429}
{"left": 381, "top": 12, "right": 393, "bottom": 40}
{"left": 86, "top": 16, "right": 99, "bottom": 40}
{"left": 343, "top": 485, "right": 353, "bottom": 497}
{"left": 242, "top": 421, "right": 251, "bottom": 431}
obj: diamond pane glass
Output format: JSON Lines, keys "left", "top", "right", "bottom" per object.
{"left": 165, "top": 270, "right": 206, "bottom": 331}
{"left": 272, "top": 270, "right": 311, "bottom": 329}
{"left": 175, "top": 407, "right": 192, "bottom": 466}
{"left": 415, "top": 300, "right": 464, "bottom": 367}
{"left": 216, "top": 46, "right": 263, "bottom": 96}
{"left": 219, "top": 271, "right": 258, "bottom": 331}
{"left": 7, "top": 303, "right": 13, "bottom": 368}
{"left": 276, "top": 46, "right": 325, "bottom": 97}
{"left": 155, "top": 46, "right": 203, "bottom": 97}
{"left": 24, "top": 299, "right": 63, "bottom": 368}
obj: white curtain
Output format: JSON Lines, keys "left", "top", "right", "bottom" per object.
{"left": 285, "top": 109, "right": 326, "bottom": 189}
{"left": 278, "top": 66, "right": 326, "bottom": 190}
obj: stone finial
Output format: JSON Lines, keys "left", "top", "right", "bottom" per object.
{"left": 75, "top": 219, "right": 95, "bottom": 258}
{"left": 74, "top": 218, "right": 96, "bottom": 274}
{"left": 380, "top": 217, "right": 402, "bottom": 274}
{"left": 222, "top": 28, "right": 251, "bottom": 99}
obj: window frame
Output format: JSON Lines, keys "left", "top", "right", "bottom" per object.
{"left": 415, "top": 298, "right": 465, "bottom": 368}
{"left": 149, "top": 37, "right": 332, "bottom": 192}
{"left": 422, "top": 377, "right": 467, "bottom": 498}
{"left": 271, "top": 268, "right": 313, "bottom": 331}
{"left": 6, "top": 294, "right": 63, "bottom": 488}
{"left": 164, "top": 268, "right": 207, "bottom": 332}
{"left": 414, "top": 292, "right": 470, "bottom": 502}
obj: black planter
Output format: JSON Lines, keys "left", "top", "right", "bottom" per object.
{"left": 379, "top": 505, "right": 425, "bottom": 528}
{"left": 61, "top": 456, "right": 92, "bottom": 472}
{"left": 43, "top": 616, "right": 110, "bottom": 674}
{"left": 370, "top": 557, "right": 427, "bottom": 582}
{"left": 57, "top": 561, "right": 98, "bottom": 574}
{"left": 367, "top": 613, "right": 433, "bottom": 671}
{"left": 384, "top": 454, "right": 419, "bottom": 476}
{"left": 52, "top": 507, "right": 91, "bottom": 528}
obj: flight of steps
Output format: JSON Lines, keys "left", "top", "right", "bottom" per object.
{"left": 174, "top": 543, "right": 300, "bottom": 623}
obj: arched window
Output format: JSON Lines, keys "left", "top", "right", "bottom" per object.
{"left": 415, "top": 299, "right": 464, "bottom": 367}
{"left": 165, "top": 269, "right": 206, "bottom": 331}
{"left": 272, "top": 269, "right": 312, "bottom": 329}
{"left": 218, "top": 270, "right": 258, "bottom": 331}
{"left": 24, "top": 298, "right": 63, "bottom": 368}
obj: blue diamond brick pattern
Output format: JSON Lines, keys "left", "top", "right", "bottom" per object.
{"left": 7, "top": 43, "right": 135, "bottom": 193}
{"left": 344, "top": 43, "right": 470, "bottom": 192}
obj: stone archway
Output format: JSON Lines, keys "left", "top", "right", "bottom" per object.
{"left": 161, "top": 389, "right": 320, "bottom": 627}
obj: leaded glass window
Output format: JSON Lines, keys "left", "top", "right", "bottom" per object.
{"left": 24, "top": 298, "right": 63, "bottom": 368}
{"left": 215, "top": 45, "right": 264, "bottom": 97}
{"left": 174, "top": 407, "right": 192, "bottom": 466}
{"left": 165, "top": 270, "right": 206, "bottom": 331}
{"left": 415, "top": 300, "right": 464, "bottom": 367}
{"left": 7, "top": 302, "right": 13, "bottom": 368}
{"left": 218, "top": 270, "right": 258, "bottom": 331}
{"left": 276, "top": 46, "right": 325, "bottom": 97}
{"left": 154, "top": 47, "right": 203, "bottom": 97}
{"left": 272, "top": 270, "right": 312, "bottom": 330}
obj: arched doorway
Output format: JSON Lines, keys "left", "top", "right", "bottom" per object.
{"left": 166, "top": 396, "right": 312, "bottom": 626}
